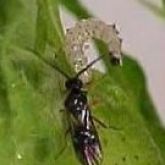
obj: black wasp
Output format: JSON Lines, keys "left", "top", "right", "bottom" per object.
{"left": 60, "top": 55, "right": 104, "bottom": 165}
{"left": 38, "top": 52, "right": 122, "bottom": 165}
{"left": 64, "top": 53, "right": 122, "bottom": 127}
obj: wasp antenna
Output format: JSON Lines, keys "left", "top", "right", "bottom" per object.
{"left": 39, "top": 56, "right": 70, "bottom": 79}
{"left": 27, "top": 48, "right": 70, "bottom": 79}
{"left": 48, "top": 62, "right": 71, "bottom": 79}
{"left": 75, "top": 55, "right": 105, "bottom": 78}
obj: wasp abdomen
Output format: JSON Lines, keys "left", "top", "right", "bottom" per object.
{"left": 72, "top": 126, "right": 102, "bottom": 165}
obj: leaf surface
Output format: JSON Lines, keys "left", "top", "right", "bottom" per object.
{"left": 0, "top": 0, "right": 165, "bottom": 165}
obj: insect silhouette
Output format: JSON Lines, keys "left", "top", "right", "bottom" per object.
{"left": 32, "top": 30, "right": 123, "bottom": 163}
{"left": 39, "top": 53, "right": 106, "bottom": 165}
{"left": 64, "top": 55, "right": 105, "bottom": 165}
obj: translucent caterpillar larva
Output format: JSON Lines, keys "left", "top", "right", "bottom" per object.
{"left": 65, "top": 18, "right": 122, "bottom": 83}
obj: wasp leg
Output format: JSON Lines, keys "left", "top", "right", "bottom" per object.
{"left": 92, "top": 116, "right": 108, "bottom": 129}
{"left": 108, "top": 125, "right": 122, "bottom": 131}
{"left": 59, "top": 109, "right": 65, "bottom": 113}
{"left": 58, "top": 79, "right": 67, "bottom": 96}
{"left": 54, "top": 142, "right": 67, "bottom": 160}
{"left": 92, "top": 115, "right": 122, "bottom": 131}
{"left": 64, "top": 127, "right": 70, "bottom": 138}
{"left": 54, "top": 127, "right": 70, "bottom": 160}
{"left": 55, "top": 109, "right": 71, "bottom": 160}
{"left": 59, "top": 110, "right": 71, "bottom": 138}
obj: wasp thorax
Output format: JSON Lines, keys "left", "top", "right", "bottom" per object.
{"left": 65, "top": 78, "right": 83, "bottom": 90}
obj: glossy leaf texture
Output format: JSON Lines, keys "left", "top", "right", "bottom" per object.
{"left": 0, "top": 0, "right": 165, "bottom": 165}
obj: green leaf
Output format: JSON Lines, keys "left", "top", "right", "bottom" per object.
{"left": 100, "top": 55, "right": 165, "bottom": 162}
{"left": 59, "top": 0, "right": 92, "bottom": 19}
{"left": 0, "top": 0, "right": 165, "bottom": 165}
{"left": 137, "top": 0, "right": 165, "bottom": 19}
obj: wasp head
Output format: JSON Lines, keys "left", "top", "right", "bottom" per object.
{"left": 65, "top": 78, "right": 83, "bottom": 90}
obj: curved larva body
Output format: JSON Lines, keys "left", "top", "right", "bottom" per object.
{"left": 65, "top": 18, "right": 122, "bottom": 83}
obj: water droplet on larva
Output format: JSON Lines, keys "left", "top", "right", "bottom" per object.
{"left": 73, "top": 45, "right": 78, "bottom": 51}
